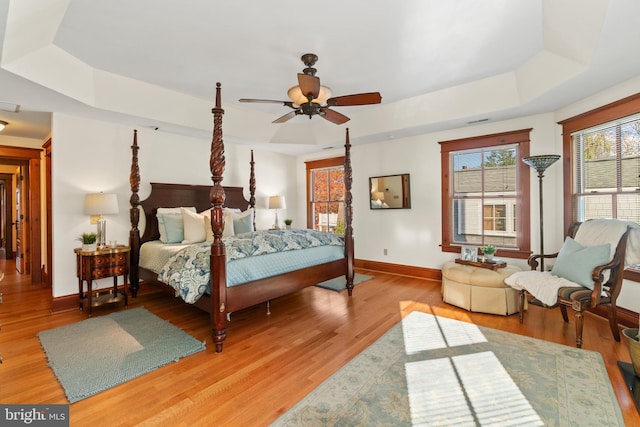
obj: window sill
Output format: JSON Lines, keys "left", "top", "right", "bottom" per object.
{"left": 624, "top": 268, "right": 640, "bottom": 282}
{"left": 441, "top": 244, "right": 531, "bottom": 260}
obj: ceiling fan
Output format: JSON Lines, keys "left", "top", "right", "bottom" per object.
{"left": 239, "top": 53, "right": 382, "bottom": 125}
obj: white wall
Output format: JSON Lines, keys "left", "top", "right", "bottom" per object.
{"left": 51, "top": 114, "right": 297, "bottom": 298}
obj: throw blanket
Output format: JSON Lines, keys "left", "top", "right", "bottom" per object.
{"left": 158, "top": 229, "right": 344, "bottom": 303}
{"left": 574, "top": 218, "right": 640, "bottom": 267}
{"left": 504, "top": 271, "right": 581, "bottom": 306}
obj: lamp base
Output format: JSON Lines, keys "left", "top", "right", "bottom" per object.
{"left": 96, "top": 217, "right": 106, "bottom": 248}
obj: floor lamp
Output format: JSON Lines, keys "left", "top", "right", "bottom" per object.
{"left": 522, "top": 154, "right": 560, "bottom": 272}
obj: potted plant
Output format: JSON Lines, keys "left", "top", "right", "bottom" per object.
{"left": 481, "top": 244, "right": 496, "bottom": 260}
{"left": 78, "top": 232, "right": 98, "bottom": 252}
{"left": 284, "top": 219, "right": 293, "bottom": 229}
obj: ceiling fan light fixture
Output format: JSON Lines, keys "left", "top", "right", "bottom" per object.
{"left": 287, "top": 85, "right": 332, "bottom": 107}
{"left": 0, "top": 120, "right": 8, "bottom": 132}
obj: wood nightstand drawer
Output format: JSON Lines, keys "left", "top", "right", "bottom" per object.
{"left": 93, "top": 253, "right": 127, "bottom": 267}
{"left": 90, "top": 265, "right": 127, "bottom": 279}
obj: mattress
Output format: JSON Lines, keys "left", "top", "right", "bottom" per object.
{"left": 140, "top": 229, "right": 346, "bottom": 304}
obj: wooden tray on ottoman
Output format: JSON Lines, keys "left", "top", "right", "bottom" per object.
{"left": 455, "top": 258, "right": 507, "bottom": 271}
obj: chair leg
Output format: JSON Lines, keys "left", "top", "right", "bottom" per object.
{"left": 574, "top": 310, "right": 584, "bottom": 348}
{"left": 607, "top": 304, "right": 621, "bottom": 342}
{"left": 559, "top": 304, "right": 569, "bottom": 322}
{"left": 518, "top": 290, "right": 526, "bottom": 324}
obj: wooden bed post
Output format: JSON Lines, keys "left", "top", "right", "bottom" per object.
{"left": 249, "top": 149, "right": 256, "bottom": 229}
{"left": 344, "top": 128, "right": 355, "bottom": 296}
{"left": 129, "top": 129, "right": 141, "bottom": 297}
{"left": 210, "top": 82, "right": 228, "bottom": 353}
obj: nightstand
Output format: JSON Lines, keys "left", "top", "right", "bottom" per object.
{"left": 75, "top": 245, "right": 130, "bottom": 316}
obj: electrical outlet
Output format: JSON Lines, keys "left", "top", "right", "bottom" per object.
{"left": 384, "top": 249, "right": 388, "bottom": 255}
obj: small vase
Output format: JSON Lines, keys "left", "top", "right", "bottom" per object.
{"left": 82, "top": 243, "right": 97, "bottom": 252}
{"left": 484, "top": 253, "right": 493, "bottom": 261}
{"left": 286, "top": 225, "right": 291, "bottom": 230}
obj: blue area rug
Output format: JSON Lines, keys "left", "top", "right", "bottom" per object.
{"left": 315, "top": 273, "right": 373, "bottom": 292}
{"left": 272, "top": 311, "right": 624, "bottom": 426}
{"left": 38, "top": 307, "right": 205, "bottom": 403}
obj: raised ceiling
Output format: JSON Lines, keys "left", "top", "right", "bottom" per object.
{"left": 0, "top": 0, "right": 639, "bottom": 153}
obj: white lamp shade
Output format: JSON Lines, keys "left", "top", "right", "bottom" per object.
{"left": 84, "top": 193, "right": 119, "bottom": 215}
{"left": 287, "top": 85, "right": 332, "bottom": 107}
{"left": 268, "top": 195, "right": 286, "bottom": 210}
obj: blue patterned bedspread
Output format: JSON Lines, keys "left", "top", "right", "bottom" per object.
{"left": 158, "top": 229, "right": 344, "bottom": 303}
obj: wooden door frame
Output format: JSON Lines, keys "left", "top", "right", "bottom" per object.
{"left": 43, "top": 138, "right": 52, "bottom": 287}
{"left": 0, "top": 173, "right": 14, "bottom": 258}
{"left": 0, "top": 145, "right": 42, "bottom": 284}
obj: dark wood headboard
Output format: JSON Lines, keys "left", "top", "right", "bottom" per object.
{"left": 139, "top": 183, "right": 250, "bottom": 244}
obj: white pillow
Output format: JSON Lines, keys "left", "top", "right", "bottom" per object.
{"left": 181, "top": 208, "right": 206, "bottom": 243}
{"left": 157, "top": 207, "right": 195, "bottom": 214}
{"left": 201, "top": 208, "right": 234, "bottom": 237}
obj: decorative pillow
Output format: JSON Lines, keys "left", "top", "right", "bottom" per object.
{"left": 156, "top": 207, "right": 196, "bottom": 244}
{"left": 201, "top": 208, "right": 234, "bottom": 238}
{"left": 157, "top": 207, "right": 195, "bottom": 214}
{"left": 231, "top": 208, "right": 254, "bottom": 234}
{"left": 551, "top": 236, "right": 611, "bottom": 289}
{"left": 157, "top": 213, "right": 184, "bottom": 243}
{"left": 181, "top": 208, "right": 206, "bottom": 243}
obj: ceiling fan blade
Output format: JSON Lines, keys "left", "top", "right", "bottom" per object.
{"left": 297, "top": 74, "right": 320, "bottom": 100}
{"left": 322, "top": 108, "right": 350, "bottom": 125}
{"left": 326, "top": 92, "right": 382, "bottom": 107}
{"left": 239, "top": 99, "right": 296, "bottom": 108}
{"left": 273, "top": 110, "right": 298, "bottom": 124}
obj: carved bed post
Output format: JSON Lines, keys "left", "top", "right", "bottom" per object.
{"left": 210, "top": 82, "right": 227, "bottom": 353}
{"left": 249, "top": 149, "right": 256, "bottom": 229}
{"left": 344, "top": 128, "right": 355, "bottom": 296}
{"left": 129, "top": 129, "right": 141, "bottom": 297}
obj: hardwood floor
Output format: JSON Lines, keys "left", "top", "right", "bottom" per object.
{"left": 1, "top": 258, "right": 638, "bottom": 426}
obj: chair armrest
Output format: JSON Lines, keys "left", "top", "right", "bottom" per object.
{"left": 589, "top": 256, "right": 623, "bottom": 307}
{"left": 528, "top": 252, "right": 560, "bottom": 271}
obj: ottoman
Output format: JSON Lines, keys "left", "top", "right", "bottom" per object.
{"left": 441, "top": 261, "right": 521, "bottom": 315}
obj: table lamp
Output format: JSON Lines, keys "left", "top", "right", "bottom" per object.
{"left": 84, "top": 192, "right": 119, "bottom": 247}
{"left": 268, "top": 195, "right": 286, "bottom": 230}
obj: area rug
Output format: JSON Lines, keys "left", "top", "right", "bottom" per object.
{"left": 38, "top": 307, "right": 205, "bottom": 403}
{"left": 315, "top": 273, "right": 373, "bottom": 292}
{"left": 272, "top": 311, "right": 624, "bottom": 426}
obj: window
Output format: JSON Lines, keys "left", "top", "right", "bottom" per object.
{"left": 570, "top": 113, "right": 640, "bottom": 222}
{"left": 560, "top": 93, "right": 640, "bottom": 229}
{"left": 560, "top": 92, "right": 640, "bottom": 281}
{"left": 305, "top": 157, "right": 345, "bottom": 234}
{"left": 440, "top": 129, "right": 531, "bottom": 259}
{"left": 484, "top": 204, "right": 508, "bottom": 232}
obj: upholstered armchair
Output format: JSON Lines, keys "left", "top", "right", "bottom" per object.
{"left": 505, "top": 219, "right": 639, "bottom": 348}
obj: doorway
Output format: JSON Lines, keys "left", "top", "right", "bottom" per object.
{"left": 0, "top": 173, "right": 14, "bottom": 259}
{"left": 0, "top": 145, "right": 42, "bottom": 284}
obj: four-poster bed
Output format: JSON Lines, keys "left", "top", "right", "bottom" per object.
{"left": 129, "top": 82, "right": 355, "bottom": 352}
